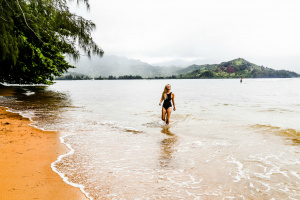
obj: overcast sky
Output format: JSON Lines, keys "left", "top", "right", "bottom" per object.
{"left": 69, "top": 0, "right": 300, "bottom": 72}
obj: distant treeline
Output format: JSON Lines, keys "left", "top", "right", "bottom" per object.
{"left": 55, "top": 74, "right": 92, "bottom": 80}
{"left": 96, "top": 75, "right": 177, "bottom": 80}
{"left": 95, "top": 75, "right": 143, "bottom": 80}
{"left": 56, "top": 74, "right": 143, "bottom": 80}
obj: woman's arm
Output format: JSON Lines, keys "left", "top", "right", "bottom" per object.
{"left": 172, "top": 93, "right": 176, "bottom": 111}
{"left": 159, "top": 97, "right": 164, "bottom": 106}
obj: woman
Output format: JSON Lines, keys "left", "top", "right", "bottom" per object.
{"left": 159, "top": 84, "right": 176, "bottom": 124}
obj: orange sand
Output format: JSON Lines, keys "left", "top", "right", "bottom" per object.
{"left": 0, "top": 106, "right": 87, "bottom": 200}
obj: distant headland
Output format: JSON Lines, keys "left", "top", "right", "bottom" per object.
{"left": 176, "top": 58, "right": 299, "bottom": 79}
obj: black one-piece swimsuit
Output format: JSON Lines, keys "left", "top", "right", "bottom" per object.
{"left": 163, "top": 92, "right": 172, "bottom": 110}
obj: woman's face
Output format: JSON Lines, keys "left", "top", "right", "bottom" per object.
{"left": 166, "top": 85, "right": 171, "bottom": 90}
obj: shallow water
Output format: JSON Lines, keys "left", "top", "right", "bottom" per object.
{"left": 1, "top": 79, "right": 300, "bottom": 199}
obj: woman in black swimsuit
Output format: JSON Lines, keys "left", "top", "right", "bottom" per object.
{"left": 159, "top": 84, "right": 176, "bottom": 124}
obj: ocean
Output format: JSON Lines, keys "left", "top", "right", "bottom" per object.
{"left": 1, "top": 78, "right": 300, "bottom": 199}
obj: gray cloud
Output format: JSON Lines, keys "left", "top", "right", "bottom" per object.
{"left": 69, "top": 0, "right": 300, "bottom": 73}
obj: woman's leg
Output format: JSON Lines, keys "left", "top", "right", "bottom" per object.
{"left": 166, "top": 107, "right": 172, "bottom": 124}
{"left": 162, "top": 107, "right": 167, "bottom": 122}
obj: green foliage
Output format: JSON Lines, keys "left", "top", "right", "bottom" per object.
{"left": 77, "top": 74, "right": 143, "bottom": 80}
{"left": 176, "top": 64, "right": 217, "bottom": 75}
{"left": 199, "top": 70, "right": 214, "bottom": 78}
{"left": 108, "top": 75, "right": 117, "bottom": 80}
{"left": 103, "top": 75, "right": 142, "bottom": 80}
{"left": 55, "top": 72, "right": 91, "bottom": 80}
{"left": 0, "top": 0, "right": 103, "bottom": 84}
{"left": 118, "top": 75, "right": 143, "bottom": 79}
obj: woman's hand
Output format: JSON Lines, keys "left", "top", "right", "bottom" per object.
{"left": 173, "top": 107, "right": 176, "bottom": 111}
{"left": 159, "top": 103, "right": 161, "bottom": 106}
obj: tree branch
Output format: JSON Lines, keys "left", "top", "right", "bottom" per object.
{"left": 4, "top": 0, "right": 15, "bottom": 12}
{"left": 16, "top": 0, "right": 45, "bottom": 44}
{"left": 0, "top": 15, "right": 10, "bottom": 22}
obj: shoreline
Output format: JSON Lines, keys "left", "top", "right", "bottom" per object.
{"left": 0, "top": 104, "right": 88, "bottom": 199}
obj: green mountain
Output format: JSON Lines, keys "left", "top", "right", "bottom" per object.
{"left": 178, "top": 58, "right": 300, "bottom": 78}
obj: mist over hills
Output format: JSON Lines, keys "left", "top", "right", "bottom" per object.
{"left": 68, "top": 55, "right": 181, "bottom": 78}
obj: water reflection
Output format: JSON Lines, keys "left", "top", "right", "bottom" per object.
{"left": 252, "top": 124, "right": 300, "bottom": 146}
{"left": 0, "top": 86, "right": 71, "bottom": 126}
{"left": 290, "top": 139, "right": 300, "bottom": 146}
{"left": 0, "top": 85, "right": 16, "bottom": 96}
{"left": 159, "top": 126, "right": 178, "bottom": 168}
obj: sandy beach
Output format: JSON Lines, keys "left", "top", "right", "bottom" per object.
{"left": 0, "top": 87, "right": 87, "bottom": 200}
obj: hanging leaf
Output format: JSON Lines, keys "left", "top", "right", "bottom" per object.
{"left": 0, "top": 0, "right": 104, "bottom": 84}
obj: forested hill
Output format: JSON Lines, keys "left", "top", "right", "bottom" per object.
{"left": 178, "top": 58, "right": 300, "bottom": 78}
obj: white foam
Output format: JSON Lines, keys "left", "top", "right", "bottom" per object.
{"left": 288, "top": 196, "right": 300, "bottom": 200}
{"left": 249, "top": 182, "right": 254, "bottom": 188}
{"left": 222, "top": 196, "right": 235, "bottom": 200}
{"left": 185, "top": 190, "right": 201, "bottom": 199}
{"left": 290, "top": 171, "right": 300, "bottom": 180}
{"left": 192, "top": 141, "right": 204, "bottom": 147}
{"left": 257, "top": 180, "right": 271, "bottom": 192}
{"left": 212, "top": 140, "right": 231, "bottom": 146}
{"left": 24, "top": 91, "right": 35, "bottom": 96}
{"left": 51, "top": 134, "right": 93, "bottom": 200}
{"left": 3, "top": 107, "right": 54, "bottom": 131}
{"left": 99, "top": 120, "right": 115, "bottom": 125}
{"left": 227, "top": 157, "right": 245, "bottom": 182}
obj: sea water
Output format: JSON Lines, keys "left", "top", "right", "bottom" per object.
{"left": 1, "top": 79, "right": 300, "bottom": 199}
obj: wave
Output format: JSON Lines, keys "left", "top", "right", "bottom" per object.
{"left": 99, "top": 120, "right": 144, "bottom": 134}
{"left": 51, "top": 134, "right": 92, "bottom": 200}
{"left": 258, "top": 108, "right": 296, "bottom": 113}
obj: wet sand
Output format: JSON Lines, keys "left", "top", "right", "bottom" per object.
{"left": 0, "top": 105, "right": 87, "bottom": 199}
